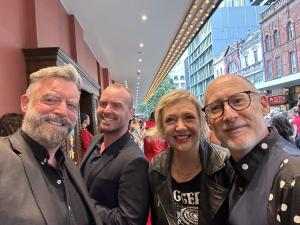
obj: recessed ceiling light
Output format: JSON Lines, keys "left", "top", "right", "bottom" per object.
{"left": 137, "top": 77, "right": 140, "bottom": 80}
{"left": 141, "top": 15, "right": 148, "bottom": 21}
{"left": 137, "top": 69, "right": 141, "bottom": 73}
{"left": 139, "top": 43, "right": 144, "bottom": 48}
{"left": 138, "top": 59, "right": 142, "bottom": 62}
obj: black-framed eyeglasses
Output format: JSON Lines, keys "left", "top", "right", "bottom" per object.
{"left": 202, "top": 91, "right": 259, "bottom": 119}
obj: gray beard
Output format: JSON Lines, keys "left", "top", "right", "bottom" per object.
{"left": 22, "top": 108, "right": 74, "bottom": 150}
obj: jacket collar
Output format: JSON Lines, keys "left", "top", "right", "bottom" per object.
{"left": 8, "top": 130, "right": 61, "bottom": 225}
{"left": 152, "top": 140, "right": 228, "bottom": 177}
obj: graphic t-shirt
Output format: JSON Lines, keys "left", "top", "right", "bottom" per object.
{"left": 172, "top": 172, "right": 202, "bottom": 225}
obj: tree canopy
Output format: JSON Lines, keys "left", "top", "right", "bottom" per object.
{"left": 136, "top": 75, "right": 176, "bottom": 118}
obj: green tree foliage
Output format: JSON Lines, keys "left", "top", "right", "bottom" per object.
{"left": 136, "top": 75, "right": 176, "bottom": 117}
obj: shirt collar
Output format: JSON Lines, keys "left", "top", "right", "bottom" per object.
{"left": 20, "top": 129, "right": 65, "bottom": 166}
{"left": 101, "top": 131, "right": 131, "bottom": 154}
{"left": 230, "top": 127, "right": 279, "bottom": 182}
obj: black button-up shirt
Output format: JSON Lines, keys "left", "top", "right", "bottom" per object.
{"left": 230, "top": 128, "right": 300, "bottom": 224}
{"left": 82, "top": 132, "right": 130, "bottom": 180}
{"left": 21, "top": 130, "right": 91, "bottom": 225}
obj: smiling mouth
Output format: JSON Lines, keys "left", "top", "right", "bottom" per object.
{"left": 101, "top": 117, "right": 115, "bottom": 122}
{"left": 46, "top": 121, "right": 65, "bottom": 127}
{"left": 174, "top": 135, "right": 190, "bottom": 142}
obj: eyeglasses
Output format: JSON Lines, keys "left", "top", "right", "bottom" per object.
{"left": 202, "top": 91, "right": 259, "bottom": 119}
{"left": 33, "top": 94, "right": 79, "bottom": 113}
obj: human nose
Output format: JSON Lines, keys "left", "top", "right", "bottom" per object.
{"left": 175, "top": 119, "right": 187, "bottom": 131}
{"left": 53, "top": 101, "right": 68, "bottom": 116}
{"left": 222, "top": 102, "right": 238, "bottom": 121}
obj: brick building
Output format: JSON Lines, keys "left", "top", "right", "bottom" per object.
{"left": 259, "top": 0, "right": 300, "bottom": 109}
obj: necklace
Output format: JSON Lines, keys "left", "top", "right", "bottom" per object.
{"left": 171, "top": 163, "right": 202, "bottom": 183}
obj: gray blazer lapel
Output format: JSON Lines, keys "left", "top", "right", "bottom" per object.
{"left": 9, "top": 131, "right": 59, "bottom": 225}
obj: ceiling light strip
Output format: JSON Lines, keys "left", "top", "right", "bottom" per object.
{"left": 144, "top": 0, "right": 222, "bottom": 103}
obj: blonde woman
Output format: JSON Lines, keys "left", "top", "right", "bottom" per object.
{"left": 149, "top": 89, "right": 234, "bottom": 225}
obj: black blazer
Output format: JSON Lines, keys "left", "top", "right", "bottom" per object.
{"left": 0, "top": 130, "right": 102, "bottom": 225}
{"left": 81, "top": 132, "right": 150, "bottom": 225}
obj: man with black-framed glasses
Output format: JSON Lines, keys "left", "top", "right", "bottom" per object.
{"left": 204, "top": 74, "right": 300, "bottom": 225}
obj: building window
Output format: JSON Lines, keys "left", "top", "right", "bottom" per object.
{"left": 287, "top": 21, "right": 294, "bottom": 41}
{"left": 174, "top": 76, "right": 178, "bottom": 81}
{"left": 273, "top": 30, "right": 280, "bottom": 48}
{"left": 254, "top": 50, "right": 258, "bottom": 63}
{"left": 267, "top": 60, "right": 273, "bottom": 80}
{"left": 244, "top": 55, "right": 248, "bottom": 67}
{"left": 229, "top": 62, "right": 238, "bottom": 73}
{"left": 180, "top": 75, "right": 185, "bottom": 80}
{"left": 290, "top": 51, "right": 297, "bottom": 73}
{"left": 265, "top": 35, "right": 271, "bottom": 51}
{"left": 275, "top": 57, "right": 282, "bottom": 77}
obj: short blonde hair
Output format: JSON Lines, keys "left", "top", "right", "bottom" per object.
{"left": 154, "top": 89, "right": 208, "bottom": 139}
{"left": 26, "top": 64, "right": 82, "bottom": 97}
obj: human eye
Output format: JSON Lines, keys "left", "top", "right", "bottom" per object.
{"left": 67, "top": 102, "right": 79, "bottom": 112}
{"left": 111, "top": 102, "right": 122, "bottom": 110}
{"left": 230, "top": 94, "right": 247, "bottom": 106}
{"left": 209, "top": 102, "right": 222, "bottom": 114}
{"left": 164, "top": 117, "right": 176, "bottom": 124}
{"left": 41, "top": 95, "right": 60, "bottom": 106}
{"left": 184, "top": 114, "right": 196, "bottom": 122}
{"left": 99, "top": 101, "right": 107, "bottom": 108}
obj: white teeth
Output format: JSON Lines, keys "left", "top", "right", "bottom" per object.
{"left": 103, "top": 117, "right": 114, "bottom": 121}
{"left": 48, "top": 121, "right": 63, "bottom": 126}
{"left": 176, "top": 135, "right": 188, "bottom": 140}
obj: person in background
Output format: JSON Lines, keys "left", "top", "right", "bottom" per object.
{"left": 81, "top": 83, "right": 149, "bottom": 225}
{"left": 80, "top": 113, "right": 93, "bottom": 156}
{"left": 203, "top": 74, "right": 300, "bottom": 225}
{"left": 271, "top": 115, "right": 295, "bottom": 144}
{"left": 144, "top": 111, "right": 168, "bottom": 162}
{"left": 149, "top": 89, "right": 234, "bottom": 225}
{"left": 129, "top": 117, "right": 144, "bottom": 151}
{"left": 0, "top": 112, "right": 23, "bottom": 136}
{"left": 291, "top": 103, "right": 300, "bottom": 148}
{"left": 0, "top": 64, "right": 102, "bottom": 225}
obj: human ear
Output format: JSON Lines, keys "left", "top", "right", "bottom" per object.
{"left": 20, "top": 95, "right": 30, "bottom": 113}
{"left": 260, "top": 95, "right": 270, "bottom": 116}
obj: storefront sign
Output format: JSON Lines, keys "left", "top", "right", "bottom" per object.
{"left": 268, "top": 95, "right": 286, "bottom": 106}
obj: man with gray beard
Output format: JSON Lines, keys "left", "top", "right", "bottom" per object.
{"left": 0, "top": 65, "right": 102, "bottom": 225}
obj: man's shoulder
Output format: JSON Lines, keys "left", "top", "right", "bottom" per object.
{"left": 277, "top": 156, "right": 300, "bottom": 179}
{"left": 0, "top": 136, "right": 15, "bottom": 158}
{"left": 120, "top": 137, "right": 146, "bottom": 159}
{"left": 0, "top": 133, "right": 23, "bottom": 156}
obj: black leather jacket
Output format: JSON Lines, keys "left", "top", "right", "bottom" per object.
{"left": 149, "top": 140, "right": 234, "bottom": 225}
